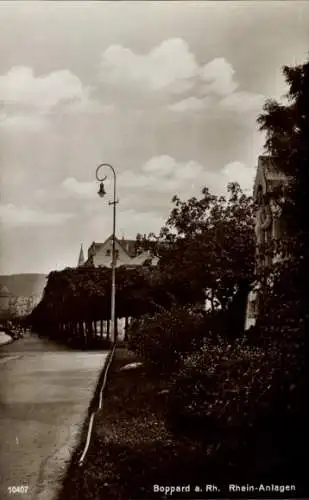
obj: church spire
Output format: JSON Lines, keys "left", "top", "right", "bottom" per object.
{"left": 78, "top": 244, "right": 85, "bottom": 267}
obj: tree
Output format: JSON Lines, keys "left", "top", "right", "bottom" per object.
{"left": 29, "top": 264, "right": 171, "bottom": 345}
{"left": 142, "top": 182, "right": 255, "bottom": 320}
{"left": 256, "top": 56, "right": 309, "bottom": 346}
{"left": 258, "top": 56, "right": 309, "bottom": 283}
{"left": 254, "top": 55, "right": 309, "bottom": 491}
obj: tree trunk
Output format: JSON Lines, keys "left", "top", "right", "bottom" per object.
{"left": 115, "top": 317, "right": 118, "bottom": 341}
{"left": 106, "top": 319, "right": 110, "bottom": 340}
{"left": 78, "top": 321, "right": 82, "bottom": 338}
{"left": 86, "top": 321, "right": 92, "bottom": 347}
{"left": 73, "top": 321, "right": 77, "bottom": 340}
{"left": 100, "top": 319, "right": 103, "bottom": 338}
{"left": 82, "top": 321, "right": 86, "bottom": 347}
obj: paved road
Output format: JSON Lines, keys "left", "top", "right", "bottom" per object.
{"left": 0, "top": 333, "right": 109, "bottom": 500}
{"left": 0, "top": 331, "right": 13, "bottom": 346}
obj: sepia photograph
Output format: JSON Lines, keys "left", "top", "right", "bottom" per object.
{"left": 0, "top": 1, "right": 308, "bottom": 499}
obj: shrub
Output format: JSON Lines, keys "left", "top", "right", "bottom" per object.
{"left": 166, "top": 337, "right": 282, "bottom": 438}
{"left": 127, "top": 306, "right": 206, "bottom": 374}
{"left": 166, "top": 332, "right": 305, "bottom": 481}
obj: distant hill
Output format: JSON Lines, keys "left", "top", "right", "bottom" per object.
{"left": 0, "top": 274, "right": 47, "bottom": 298}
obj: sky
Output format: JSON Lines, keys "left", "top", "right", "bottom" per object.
{"left": 0, "top": 1, "right": 308, "bottom": 274}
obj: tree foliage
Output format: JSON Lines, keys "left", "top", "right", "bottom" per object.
{"left": 258, "top": 56, "right": 309, "bottom": 255}
{"left": 139, "top": 182, "right": 255, "bottom": 318}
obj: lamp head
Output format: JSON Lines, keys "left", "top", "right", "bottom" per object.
{"left": 98, "top": 182, "right": 106, "bottom": 198}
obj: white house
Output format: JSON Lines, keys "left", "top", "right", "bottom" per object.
{"left": 78, "top": 235, "right": 158, "bottom": 269}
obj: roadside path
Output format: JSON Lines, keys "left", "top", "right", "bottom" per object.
{"left": 0, "top": 333, "right": 108, "bottom": 500}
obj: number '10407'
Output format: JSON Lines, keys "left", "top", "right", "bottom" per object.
{"left": 8, "top": 486, "right": 29, "bottom": 495}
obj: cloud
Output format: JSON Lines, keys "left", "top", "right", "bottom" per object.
{"left": 219, "top": 91, "right": 265, "bottom": 113}
{"left": 59, "top": 177, "right": 96, "bottom": 199}
{"left": 0, "top": 111, "right": 48, "bottom": 132}
{"left": 199, "top": 57, "right": 238, "bottom": 96}
{"left": 56, "top": 156, "right": 256, "bottom": 216}
{"left": 99, "top": 39, "right": 240, "bottom": 98}
{"left": 98, "top": 39, "right": 263, "bottom": 118}
{"left": 0, "top": 66, "right": 90, "bottom": 111}
{"left": 99, "top": 38, "right": 238, "bottom": 95}
{"left": 117, "top": 156, "right": 205, "bottom": 198}
{"left": 118, "top": 156, "right": 255, "bottom": 214}
{"left": 221, "top": 161, "right": 256, "bottom": 192}
{"left": 168, "top": 96, "right": 211, "bottom": 112}
{"left": 61, "top": 97, "right": 115, "bottom": 115}
{"left": 0, "top": 204, "right": 74, "bottom": 227}
{"left": 99, "top": 38, "right": 198, "bottom": 92}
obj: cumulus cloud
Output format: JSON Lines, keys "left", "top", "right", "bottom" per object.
{"left": 222, "top": 161, "right": 256, "bottom": 192}
{"left": 118, "top": 156, "right": 205, "bottom": 197}
{"left": 199, "top": 57, "right": 238, "bottom": 96}
{"left": 99, "top": 39, "right": 242, "bottom": 97}
{"left": 0, "top": 111, "right": 49, "bottom": 132}
{"left": 0, "top": 204, "right": 74, "bottom": 227}
{"left": 118, "top": 156, "right": 256, "bottom": 215}
{"left": 219, "top": 91, "right": 265, "bottom": 113}
{"left": 60, "top": 178, "right": 96, "bottom": 199}
{"left": 168, "top": 96, "right": 211, "bottom": 112}
{"left": 56, "top": 156, "right": 255, "bottom": 215}
{"left": 99, "top": 38, "right": 198, "bottom": 92}
{"left": 0, "top": 66, "right": 90, "bottom": 111}
{"left": 100, "top": 39, "right": 239, "bottom": 99}
{"left": 98, "top": 38, "right": 264, "bottom": 117}
{"left": 61, "top": 97, "right": 114, "bottom": 115}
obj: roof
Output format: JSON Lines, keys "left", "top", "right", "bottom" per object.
{"left": 78, "top": 244, "right": 85, "bottom": 266}
{"left": 89, "top": 236, "right": 137, "bottom": 258}
{"left": 130, "top": 251, "right": 159, "bottom": 266}
{"left": 253, "top": 156, "right": 291, "bottom": 200}
{"left": 131, "top": 251, "right": 151, "bottom": 265}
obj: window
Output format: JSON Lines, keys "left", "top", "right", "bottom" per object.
{"left": 106, "top": 249, "right": 119, "bottom": 258}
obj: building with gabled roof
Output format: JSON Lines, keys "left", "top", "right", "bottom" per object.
{"left": 79, "top": 235, "right": 158, "bottom": 269}
{"left": 253, "top": 155, "right": 292, "bottom": 201}
{"left": 245, "top": 155, "right": 291, "bottom": 330}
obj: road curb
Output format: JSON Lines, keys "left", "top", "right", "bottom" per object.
{"left": 0, "top": 355, "right": 21, "bottom": 364}
{"left": 78, "top": 341, "right": 117, "bottom": 466}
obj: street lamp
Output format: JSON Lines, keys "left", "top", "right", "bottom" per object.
{"left": 96, "top": 163, "right": 119, "bottom": 343}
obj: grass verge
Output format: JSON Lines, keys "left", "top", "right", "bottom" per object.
{"left": 57, "top": 347, "right": 207, "bottom": 500}
{"left": 56, "top": 347, "right": 303, "bottom": 500}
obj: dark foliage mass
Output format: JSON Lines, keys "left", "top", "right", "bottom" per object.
{"left": 128, "top": 306, "right": 206, "bottom": 373}
{"left": 138, "top": 182, "right": 255, "bottom": 315}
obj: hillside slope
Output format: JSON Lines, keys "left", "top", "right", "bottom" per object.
{"left": 0, "top": 274, "right": 47, "bottom": 298}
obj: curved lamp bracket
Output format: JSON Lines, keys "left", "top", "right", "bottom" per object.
{"left": 96, "top": 162, "right": 115, "bottom": 182}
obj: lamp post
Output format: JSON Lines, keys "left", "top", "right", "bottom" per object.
{"left": 96, "top": 163, "right": 118, "bottom": 343}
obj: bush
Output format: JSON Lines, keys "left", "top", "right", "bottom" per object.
{"left": 127, "top": 306, "right": 206, "bottom": 374}
{"left": 167, "top": 337, "right": 282, "bottom": 438}
{"left": 166, "top": 332, "right": 305, "bottom": 481}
